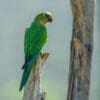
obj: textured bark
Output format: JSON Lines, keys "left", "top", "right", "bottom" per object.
{"left": 67, "top": 0, "right": 95, "bottom": 100}
{"left": 23, "top": 53, "right": 49, "bottom": 100}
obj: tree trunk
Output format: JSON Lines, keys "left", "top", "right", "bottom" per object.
{"left": 23, "top": 53, "right": 49, "bottom": 100}
{"left": 67, "top": 0, "right": 95, "bottom": 100}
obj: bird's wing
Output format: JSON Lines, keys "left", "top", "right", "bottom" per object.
{"left": 20, "top": 25, "right": 47, "bottom": 88}
{"left": 24, "top": 28, "right": 30, "bottom": 57}
{"left": 24, "top": 25, "right": 47, "bottom": 66}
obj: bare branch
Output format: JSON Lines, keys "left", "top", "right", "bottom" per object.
{"left": 67, "top": 0, "right": 95, "bottom": 100}
{"left": 23, "top": 53, "right": 49, "bottom": 100}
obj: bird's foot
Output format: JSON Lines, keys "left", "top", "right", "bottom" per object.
{"left": 40, "top": 50, "right": 44, "bottom": 55}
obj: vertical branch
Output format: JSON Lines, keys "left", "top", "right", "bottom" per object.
{"left": 67, "top": 0, "right": 95, "bottom": 100}
{"left": 23, "top": 53, "right": 49, "bottom": 100}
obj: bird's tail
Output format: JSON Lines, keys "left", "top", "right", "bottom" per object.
{"left": 22, "top": 52, "right": 39, "bottom": 70}
{"left": 19, "top": 61, "right": 35, "bottom": 91}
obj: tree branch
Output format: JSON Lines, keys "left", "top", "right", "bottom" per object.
{"left": 23, "top": 53, "right": 49, "bottom": 100}
{"left": 67, "top": 0, "right": 95, "bottom": 100}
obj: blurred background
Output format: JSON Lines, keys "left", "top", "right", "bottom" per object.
{"left": 0, "top": 0, "right": 99, "bottom": 100}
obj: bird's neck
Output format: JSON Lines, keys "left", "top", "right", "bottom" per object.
{"left": 31, "top": 21, "right": 45, "bottom": 29}
{"left": 34, "top": 19, "right": 46, "bottom": 26}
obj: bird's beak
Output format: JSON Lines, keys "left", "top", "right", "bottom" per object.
{"left": 48, "top": 17, "right": 53, "bottom": 22}
{"left": 46, "top": 12, "right": 53, "bottom": 23}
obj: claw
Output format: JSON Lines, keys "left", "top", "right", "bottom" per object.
{"left": 40, "top": 50, "right": 44, "bottom": 55}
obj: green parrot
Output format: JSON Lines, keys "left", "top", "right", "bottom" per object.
{"left": 19, "top": 12, "right": 53, "bottom": 91}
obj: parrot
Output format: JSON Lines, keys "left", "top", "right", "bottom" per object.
{"left": 19, "top": 12, "right": 53, "bottom": 91}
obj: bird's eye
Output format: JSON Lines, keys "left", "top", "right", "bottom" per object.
{"left": 44, "top": 14, "right": 48, "bottom": 17}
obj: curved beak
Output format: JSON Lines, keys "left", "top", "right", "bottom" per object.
{"left": 48, "top": 16, "right": 53, "bottom": 22}
{"left": 46, "top": 12, "right": 53, "bottom": 23}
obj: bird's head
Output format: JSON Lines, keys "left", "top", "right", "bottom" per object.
{"left": 34, "top": 12, "right": 53, "bottom": 24}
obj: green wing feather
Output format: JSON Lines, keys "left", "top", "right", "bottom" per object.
{"left": 19, "top": 22, "right": 47, "bottom": 91}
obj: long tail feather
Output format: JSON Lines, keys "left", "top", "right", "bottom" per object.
{"left": 19, "top": 62, "right": 34, "bottom": 91}
{"left": 22, "top": 52, "right": 39, "bottom": 70}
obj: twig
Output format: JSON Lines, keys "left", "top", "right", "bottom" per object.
{"left": 23, "top": 53, "right": 49, "bottom": 100}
